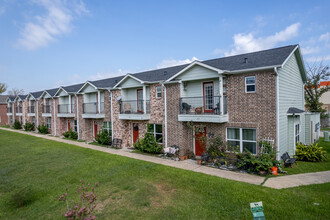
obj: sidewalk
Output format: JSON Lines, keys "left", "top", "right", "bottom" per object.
{"left": 1, "top": 127, "right": 330, "bottom": 189}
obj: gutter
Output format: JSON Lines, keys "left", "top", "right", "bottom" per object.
{"left": 162, "top": 83, "right": 168, "bottom": 148}
{"left": 53, "top": 98, "right": 56, "bottom": 136}
{"left": 75, "top": 94, "right": 80, "bottom": 140}
{"left": 274, "top": 67, "right": 280, "bottom": 160}
{"left": 225, "top": 65, "right": 281, "bottom": 74}
{"left": 110, "top": 89, "right": 114, "bottom": 142}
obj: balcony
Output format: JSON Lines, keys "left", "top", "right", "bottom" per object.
{"left": 178, "top": 96, "right": 228, "bottom": 123}
{"left": 28, "top": 105, "right": 35, "bottom": 116}
{"left": 119, "top": 100, "right": 150, "bottom": 120}
{"left": 57, "top": 104, "right": 75, "bottom": 117}
{"left": 82, "top": 102, "right": 105, "bottom": 118}
{"left": 16, "top": 106, "right": 22, "bottom": 115}
{"left": 42, "top": 104, "right": 51, "bottom": 117}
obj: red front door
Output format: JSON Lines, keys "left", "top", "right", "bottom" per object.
{"left": 94, "top": 122, "right": 98, "bottom": 139}
{"left": 195, "top": 127, "right": 206, "bottom": 156}
{"left": 133, "top": 123, "right": 139, "bottom": 143}
{"left": 67, "top": 121, "right": 71, "bottom": 131}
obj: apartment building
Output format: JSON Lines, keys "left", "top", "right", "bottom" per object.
{"left": 7, "top": 45, "right": 320, "bottom": 158}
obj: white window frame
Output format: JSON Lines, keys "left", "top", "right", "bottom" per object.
{"left": 156, "top": 86, "right": 162, "bottom": 98}
{"left": 103, "top": 121, "right": 112, "bottom": 137}
{"left": 245, "top": 76, "right": 256, "bottom": 93}
{"left": 226, "top": 127, "right": 257, "bottom": 154}
{"left": 147, "top": 124, "right": 163, "bottom": 143}
{"left": 46, "top": 117, "right": 51, "bottom": 129}
{"left": 294, "top": 123, "right": 300, "bottom": 144}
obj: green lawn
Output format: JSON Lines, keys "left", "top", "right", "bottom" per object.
{"left": 283, "top": 138, "right": 330, "bottom": 175}
{"left": 321, "top": 127, "right": 330, "bottom": 131}
{"left": 0, "top": 130, "right": 329, "bottom": 219}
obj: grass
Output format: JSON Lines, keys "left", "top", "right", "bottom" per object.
{"left": 89, "top": 141, "right": 111, "bottom": 148}
{"left": 0, "top": 125, "right": 10, "bottom": 128}
{"left": 0, "top": 129, "right": 329, "bottom": 219}
{"left": 321, "top": 127, "right": 330, "bottom": 131}
{"left": 283, "top": 138, "right": 330, "bottom": 175}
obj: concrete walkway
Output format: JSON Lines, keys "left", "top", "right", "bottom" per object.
{"left": 1, "top": 127, "right": 330, "bottom": 189}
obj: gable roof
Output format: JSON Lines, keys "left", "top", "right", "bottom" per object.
{"left": 91, "top": 75, "right": 125, "bottom": 88}
{"left": 0, "top": 95, "right": 9, "bottom": 103}
{"left": 46, "top": 88, "right": 60, "bottom": 97}
{"left": 18, "top": 95, "right": 27, "bottom": 101}
{"left": 30, "top": 91, "right": 44, "bottom": 99}
{"left": 63, "top": 83, "right": 85, "bottom": 93}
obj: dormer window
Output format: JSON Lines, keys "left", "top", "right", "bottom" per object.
{"left": 245, "top": 76, "right": 256, "bottom": 93}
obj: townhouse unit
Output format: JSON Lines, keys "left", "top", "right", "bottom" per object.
{"left": 7, "top": 45, "right": 320, "bottom": 159}
{"left": 0, "top": 95, "right": 9, "bottom": 125}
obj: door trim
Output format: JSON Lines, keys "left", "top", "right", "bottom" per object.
{"left": 203, "top": 81, "right": 214, "bottom": 113}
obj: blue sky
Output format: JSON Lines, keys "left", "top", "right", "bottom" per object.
{"left": 0, "top": 0, "right": 330, "bottom": 94}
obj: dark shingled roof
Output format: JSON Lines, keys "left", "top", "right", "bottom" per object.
{"left": 46, "top": 88, "right": 59, "bottom": 97}
{"left": 130, "top": 45, "right": 297, "bottom": 82}
{"left": 287, "top": 107, "right": 305, "bottom": 114}
{"left": 91, "top": 75, "right": 125, "bottom": 88}
{"left": 30, "top": 91, "right": 44, "bottom": 99}
{"left": 0, "top": 95, "right": 9, "bottom": 103}
{"left": 18, "top": 95, "right": 27, "bottom": 100}
{"left": 62, "top": 83, "right": 85, "bottom": 93}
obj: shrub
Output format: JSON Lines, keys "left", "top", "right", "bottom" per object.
{"left": 37, "top": 124, "right": 49, "bottom": 134}
{"left": 96, "top": 129, "right": 111, "bottom": 145}
{"left": 134, "top": 132, "right": 162, "bottom": 154}
{"left": 295, "top": 142, "right": 327, "bottom": 162}
{"left": 62, "top": 131, "right": 70, "bottom": 138}
{"left": 13, "top": 120, "right": 22, "bottom": 129}
{"left": 24, "top": 122, "right": 35, "bottom": 131}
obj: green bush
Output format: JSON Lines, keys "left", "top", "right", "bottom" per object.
{"left": 295, "top": 142, "right": 327, "bottom": 162}
{"left": 207, "top": 135, "right": 225, "bottom": 158}
{"left": 24, "top": 122, "right": 34, "bottom": 131}
{"left": 37, "top": 124, "right": 49, "bottom": 134}
{"left": 13, "top": 120, "right": 22, "bottom": 129}
{"left": 63, "top": 129, "right": 78, "bottom": 140}
{"left": 133, "top": 132, "right": 162, "bottom": 154}
{"left": 62, "top": 131, "right": 70, "bottom": 138}
{"left": 96, "top": 129, "right": 111, "bottom": 145}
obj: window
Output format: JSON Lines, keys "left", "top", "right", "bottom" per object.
{"left": 156, "top": 86, "right": 162, "bottom": 98}
{"left": 295, "top": 124, "right": 300, "bottom": 143}
{"left": 227, "top": 128, "right": 257, "bottom": 154}
{"left": 147, "top": 124, "right": 163, "bottom": 143}
{"left": 203, "top": 82, "right": 214, "bottom": 112}
{"left": 245, "top": 76, "right": 256, "bottom": 93}
{"left": 74, "top": 120, "right": 78, "bottom": 132}
{"left": 46, "top": 117, "right": 51, "bottom": 129}
{"left": 103, "top": 121, "right": 112, "bottom": 137}
{"left": 31, "top": 116, "right": 35, "bottom": 125}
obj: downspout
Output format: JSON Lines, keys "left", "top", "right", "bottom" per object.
{"left": 36, "top": 100, "right": 39, "bottom": 127}
{"left": 23, "top": 101, "right": 25, "bottom": 124}
{"left": 75, "top": 94, "right": 80, "bottom": 140}
{"left": 110, "top": 89, "right": 114, "bottom": 142}
{"left": 275, "top": 67, "right": 280, "bottom": 160}
{"left": 53, "top": 98, "right": 56, "bottom": 136}
{"left": 162, "top": 83, "right": 168, "bottom": 148}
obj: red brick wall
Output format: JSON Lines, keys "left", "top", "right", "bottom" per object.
{"left": 0, "top": 104, "right": 8, "bottom": 125}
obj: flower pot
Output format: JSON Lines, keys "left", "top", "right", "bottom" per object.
{"left": 197, "top": 159, "right": 202, "bottom": 165}
{"left": 180, "top": 156, "right": 185, "bottom": 161}
{"left": 195, "top": 107, "right": 202, "bottom": 114}
{"left": 184, "top": 155, "right": 188, "bottom": 160}
{"left": 271, "top": 166, "right": 278, "bottom": 175}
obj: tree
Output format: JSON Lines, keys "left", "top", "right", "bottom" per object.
{"left": 304, "top": 62, "right": 330, "bottom": 118}
{"left": 7, "top": 88, "right": 24, "bottom": 96}
{"left": 0, "top": 83, "right": 7, "bottom": 94}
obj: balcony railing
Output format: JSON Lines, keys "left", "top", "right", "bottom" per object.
{"left": 7, "top": 107, "right": 12, "bottom": 113}
{"left": 28, "top": 105, "right": 35, "bottom": 113}
{"left": 58, "top": 104, "right": 75, "bottom": 114}
{"left": 120, "top": 100, "right": 150, "bottom": 114}
{"left": 16, "top": 106, "right": 22, "bottom": 113}
{"left": 42, "top": 105, "right": 51, "bottom": 113}
{"left": 83, "top": 102, "right": 104, "bottom": 114}
{"left": 179, "top": 96, "right": 227, "bottom": 115}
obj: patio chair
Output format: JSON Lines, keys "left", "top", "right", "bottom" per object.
{"left": 281, "top": 152, "right": 296, "bottom": 167}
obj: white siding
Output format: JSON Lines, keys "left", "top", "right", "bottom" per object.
{"left": 59, "top": 96, "right": 69, "bottom": 104}
{"left": 122, "top": 87, "right": 150, "bottom": 100}
{"left": 84, "top": 93, "right": 97, "bottom": 103}
{"left": 58, "top": 90, "right": 68, "bottom": 97}
{"left": 174, "top": 65, "right": 219, "bottom": 81}
{"left": 180, "top": 79, "right": 220, "bottom": 97}
{"left": 278, "top": 52, "right": 305, "bottom": 157}
{"left": 81, "top": 84, "right": 97, "bottom": 93}
{"left": 119, "top": 77, "right": 142, "bottom": 88}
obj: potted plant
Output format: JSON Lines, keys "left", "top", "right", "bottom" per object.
{"left": 196, "top": 156, "right": 202, "bottom": 165}
{"left": 195, "top": 107, "right": 203, "bottom": 114}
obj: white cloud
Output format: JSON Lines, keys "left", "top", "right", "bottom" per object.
{"left": 224, "top": 23, "right": 301, "bottom": 56}
{"left": 89, "top": 69, "right": 128, "bottom": 81}
{"left": 157, "top": 57, "right": 198, "bottom": 69}
{"left": 18, "top": 0, "right": 89, "bottom": 50}
{"left": 301, "top": 46, "right": 320, "bottom": 55}
{"left": 319, "top": 32, "right": 330, "bottom": 42}
{"left": 306, "top": 55, "right": 330, "bottom": 62}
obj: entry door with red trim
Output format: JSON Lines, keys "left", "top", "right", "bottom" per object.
{"left": 133, "top": 123, "right": 139, "bottom": 143}
{"left": 203, "top": 82, "right": 214, "bottom": 113}
{"left": 195, "top": 127, "right": 206, "bottom": 156}
{"left": 94, "top": 121, "right": 98, "bottom": 139}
